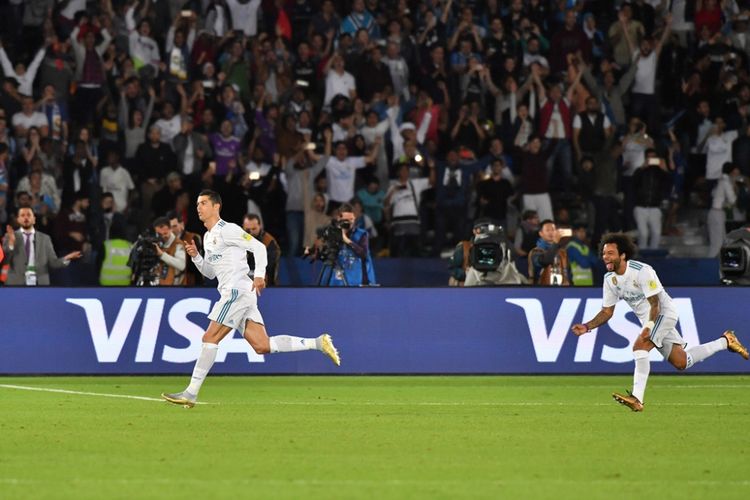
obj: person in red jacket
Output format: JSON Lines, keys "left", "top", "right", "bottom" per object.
{"left": 532, "top": 64, "right": 582, "bottom": 195}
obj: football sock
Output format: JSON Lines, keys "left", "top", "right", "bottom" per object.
{"left": 685, "top": 338, "right": 728, "bottom": 369}
{"left": 631, "top": 350, "right": 650, "bottom": 403}
{"left": 269, "top": 335, "right": 318, "bottom": 353}
{"left": 186, "top": 343, "right": 219, "bottom": 396}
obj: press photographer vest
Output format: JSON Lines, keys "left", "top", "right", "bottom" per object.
{"left": 156, "top": 237, "right": 181, "bottom": 285}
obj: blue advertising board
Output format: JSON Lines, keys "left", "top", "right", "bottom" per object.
{"left": 1, "top": 288, "right": 748, "bottom": 374}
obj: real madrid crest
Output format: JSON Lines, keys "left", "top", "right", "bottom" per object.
{"left": 611, "top": 276, "right": 617, "bottom": 285}
{"left": 213, "top": 237, "right": 217, "bottom": 245}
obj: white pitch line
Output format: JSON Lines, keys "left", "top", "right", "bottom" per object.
{"left": 218, "top": 400, "right": 746, "bottom": 407}
{"left": 1, "top": 384, "right": 745, "bottom": 408}
{"left": 0, "top": 384, "right": 213, "bottom": 405}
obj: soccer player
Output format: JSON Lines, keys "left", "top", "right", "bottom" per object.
{"left": 571, "top": 233, "right": 748, "bottom": 412}
{"left": 162, "top": 190, "right": 340, "bottom": 408}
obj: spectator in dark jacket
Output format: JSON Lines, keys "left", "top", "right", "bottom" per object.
{"left": 356, "top": 46, "right": 392, "bottom": 103}
{"left": 61, "top": 140, "right": 96, "bottom": 206}
{"left": 433, "top": 149, "right": 484, "bottom": 255}
{"left": 54, "top": 192, "right": 90, "bottom": 256}
{"left": 549, "top": 10, "right": 592, "bottom": 74}
{"left": 134, "top": 126, "right": 178, "bottom": 216}
{"left": 633, "top": 149, "right": 671, "bottom": 249}
{"left": 519, "top": 135, "right": 553, "bottom": 221}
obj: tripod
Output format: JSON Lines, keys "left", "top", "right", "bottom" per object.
{"left": 316, "top": 261, "right": 348, "bottom": 286}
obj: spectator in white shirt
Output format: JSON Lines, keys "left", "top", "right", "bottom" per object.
{"left": 12, "top": 96, "right": 49, "bottom": 139}
{"left": 386, "top": 94, "right": 433, "bottom": 167}
{"left": 522, "top": 37, "right": 549, "bottom": 70}
{"left": 323, "top": 54, "right": 356, "bottom": 106}
{"left": 16, "top": 159, "right": 60, "bottom": 213}
{"left": 628, "top": 14, "right": 672, "bottom": 133}
{"left": 619, "top": 117, "right": 654, "bottom": 230}
{"left": 707, "top": 163, "right": 740, "bottom": 257}
{"left": 702, "top": 117, "right": 739, "bottom": 183}
{"left": 360, "top": 109, "right": 391, "bottom": 186}
{"left": 325, "top": 137, "right": 381, "bottom": 209}
{"left": 0, "top": 40, "right": 45, "bottom": 97}
{"left": 383, "top": 41, "right": 410, "bottom": 101}
{"left": 126, "top": 5, "right": 161, "bottom": 76}
{"left": 226, "top": 0, "right": 262, "bottom": 37}
{"left": 99, "top": 150, "right": 135, "bottom": 213}
{"left": 154, "top": 93, "right": 186, "bottom": 146}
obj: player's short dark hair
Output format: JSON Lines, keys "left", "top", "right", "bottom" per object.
{"left": 166, "top": 210, "right": 179, "bottom": 222}
{"left": 198, "top": 189, "right": 222, "bottom": 207}
{"left": 600, "top": 232, "right": 637, "bottom": 261}
{"left": 153, "top": 216, "right": 170, "bottom": 229}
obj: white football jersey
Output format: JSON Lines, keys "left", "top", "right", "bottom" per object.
{"left": 192, "top": 219, "right": 267, "bottom": 293}
{"left": 602, "top": 260, "right": 677, "bottom": 325}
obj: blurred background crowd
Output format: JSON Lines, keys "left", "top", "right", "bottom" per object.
{"left": 1, "top": 0, "right": 750, "bottom": 286}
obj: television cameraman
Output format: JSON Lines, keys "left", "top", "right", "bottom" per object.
{"left": 311, "top": 203, "right": 376, "bottom": 286}
{"left": 168, "top": 212, "right": 202, "bottom": 285}
{"left": 130, "top": 217, "right": 186, "bottom": 286}
{"left": 153, "top": 216, "right": 186, "bottom": 285}
{"left": 463, "top": 219, "right": 527, "bottom": 287}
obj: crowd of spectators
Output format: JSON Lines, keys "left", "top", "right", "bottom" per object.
{"left": 2, "top": 0, "right": 750, "bottom": 286}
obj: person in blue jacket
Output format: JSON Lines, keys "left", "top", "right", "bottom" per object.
{"left": 329, "top": 203, "right": 376, "bottom": 286}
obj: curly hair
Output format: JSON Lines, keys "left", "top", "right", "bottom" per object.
{"left": 599, "top": 232, "right": 637, "bottom": 261}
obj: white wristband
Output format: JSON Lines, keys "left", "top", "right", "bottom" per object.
{"left": 644, "top": 321, "right": 655, "bottom": 332}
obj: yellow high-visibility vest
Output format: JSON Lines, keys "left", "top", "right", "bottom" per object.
{"left": 99, "top": 239, "right": 133, "bottom": 286}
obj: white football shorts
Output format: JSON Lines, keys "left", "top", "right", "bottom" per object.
{"left": 648, "top": 315, "right": 687, "bottom": 359}
{"left": 208, "top": 288, "right": 264, "bottom": 330}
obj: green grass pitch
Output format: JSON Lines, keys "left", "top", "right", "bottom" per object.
{"left": 1, "top": 375, "right": 749, "bottom": 499}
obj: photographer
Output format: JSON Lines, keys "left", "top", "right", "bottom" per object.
{"left": 527, "top": 220, "right": 571, "bottom": 286}
{"left": 463, "top": 220, "right": 527, "bottom": 287}
{"left": 168, "top": 212, "right": 201, "bottom": 285}
{"left": 152, "top": 216, "right": 186, "bottom": 285}
{"left": 320, "top": 204, "right": 376, "bottom": 286}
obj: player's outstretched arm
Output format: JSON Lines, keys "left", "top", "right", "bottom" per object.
{"left": 572, "top": 306, "right": 614, "bottom": 336}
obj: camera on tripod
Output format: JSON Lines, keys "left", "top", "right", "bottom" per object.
{"left": 310, "top": 219, "right": 352, "bottom": 264}
{"left": 127, "top": 231, "right": 161, "bottom": 286}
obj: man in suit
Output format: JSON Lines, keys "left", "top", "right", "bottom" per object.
{"left": 3, "top": 207, "right": 82, "bottom": 285}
